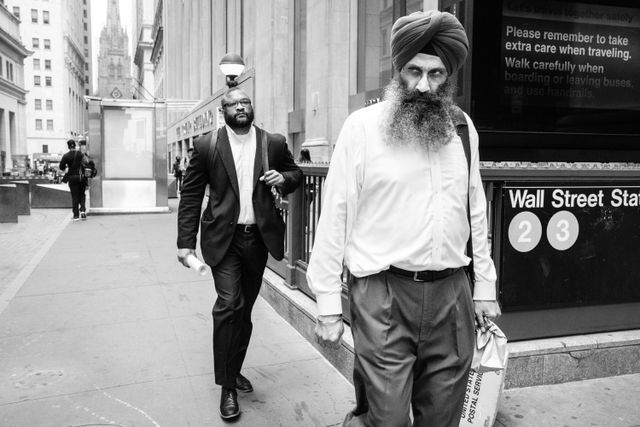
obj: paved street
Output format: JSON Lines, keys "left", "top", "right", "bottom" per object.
{"left": 0, "top": 201, "right": 639, "bottom": 426}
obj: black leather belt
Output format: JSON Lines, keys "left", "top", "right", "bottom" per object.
{"left": 237, "top": 224, "right": 258, "bottom": 233}
{"left": 388, "top": 266, "right": 460, "bottom": 282}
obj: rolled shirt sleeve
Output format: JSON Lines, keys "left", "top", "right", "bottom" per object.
{"left": 466, "top": 114, "right": 497, "bottom": 300}
{"left": 306, "top": 114, "right": 363, "bottom": 316}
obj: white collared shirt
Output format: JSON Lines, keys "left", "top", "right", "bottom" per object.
{"left": 226, "top": 124, "right": 256, "bottom": 224}
{"left": 306, "top": 101, "right": 497, "bottom": 315}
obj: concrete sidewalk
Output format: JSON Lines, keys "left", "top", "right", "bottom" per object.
{"left": 0, "top": 202, "right": 354, "bottom": 426}
{"left": 1, "top": 202, "right": 639, "bottom": 426}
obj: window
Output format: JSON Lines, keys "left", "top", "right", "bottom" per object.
{"left": 84, "top": 22, "right": 88, "bottom": 30}
{"left": 84, "top": 63, "right": 88, "bottom": 71}
{"left": 32, "top": 38, "right": 39, "bottom": 49}
{"left": 355, "top": 0, "right": 424, "bottom": 95}
{"left": 34, "top": 58, "right": 40, "bottom": 70}
{"left": 42, "top": 145, "right": 48, "bottom": 154}
{"left": 471, "top": 0, "right": 640, "bottom": 158}
{"left": 45, "top": 76, "right": 52, "bottom": 86}
{"left": 35, "top": 119, "right": 42, "bottom": 130}
{"left": 46, "top": 99, "right": 53, "bottom": 110}
{"left": 0, "top": 57, "right": 2, "bottom": 76}
{"left": 43, "top": 11, "right": 50, "bottom": 24}
{"left": 6, "top": 62, "right": 13, "bottom": 81}
{"left": 12, "top": 6, "right": 19, "bottom": 19}
{"left": 45, "top": 59, "right": 51, "bottom": 70}
{"left": 34, "top": 75, "right": 41, "bottom": 86}
{"left": 85, "top": 76, "right": 89, "bottom": 83}
{"left": 31, "top": 9, "right": 37, "bottom": 23}
{"left": 35, "top": 99, "right": 42, "bottom": 110}
{"left": 83, "top": 9, "right": 87, "bottom": 18}
{"left": 44, "top": 39, "right": 50, "bottom": 49}
{"left": 85, "top": 89, "right": 89, "bottom": 95}
{"left": 84, "top": 49, "right": 88, "bottom": 58}
{"left": 46, "top": 120, "right": 53, "bottom": 131}
{"left": 84, "top": 36, "right": 88, "bottom": 44}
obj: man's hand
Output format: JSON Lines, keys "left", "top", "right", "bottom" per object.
{"left": 474, "top": 300, "right": 501, "bottom": 332}
{"left": 260, "top": 170, "right": 285, "bottom": 187}
{"left": 177, "top": 248, "right": 196, "bottom": 268}
{"left": 315, "top": 314, "right": 344, "bottom": 349}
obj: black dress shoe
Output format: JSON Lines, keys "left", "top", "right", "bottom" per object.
{"left": 235, "top": 373, "right": 253, "bottom": 393}
{"left": 219, "top": 387, "right": 240, "bottom": 420}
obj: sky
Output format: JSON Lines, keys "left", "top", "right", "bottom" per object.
{"left": 90, "top": 0, "right": 133, "bottom": 90}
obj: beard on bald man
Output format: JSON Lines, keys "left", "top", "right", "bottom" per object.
{"left": 383, "top": 76, "right": 457, "bottom": 150}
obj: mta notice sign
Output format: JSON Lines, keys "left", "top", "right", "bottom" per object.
{"left": 499, "top": 184, "right": 640, "bottom": 311}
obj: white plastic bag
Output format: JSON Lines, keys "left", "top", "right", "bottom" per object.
{"left": 471, "top": 321, "right": 509, "bottom": 373}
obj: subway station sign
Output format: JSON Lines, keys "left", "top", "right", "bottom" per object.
{"left": 499, "top": 183, "right": 640, "bottom": 311}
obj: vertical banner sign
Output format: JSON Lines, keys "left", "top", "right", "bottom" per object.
{"left": 500, "top": 184, "right": 640, "bottom": 310}
{"left": 501, "top": 0, "right": 640, "bottom": 109}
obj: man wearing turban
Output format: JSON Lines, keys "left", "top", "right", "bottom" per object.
{"left": 307, "top": 10, "right": 501, "bottom": 427}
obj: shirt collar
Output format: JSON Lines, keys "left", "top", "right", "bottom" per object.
{"left": 226, "top": 124, "right": 255, "bottom": 140}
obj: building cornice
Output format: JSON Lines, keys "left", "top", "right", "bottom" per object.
{"left": 134, "top": 40, "right": 154, "bottom": 67}
{"left": 0, "top": 77, "right": 28, "bottom": 101}
{"left": 64, "top": 33, "right": 85, "bottom": 62}
{"left": 150, "top": 26, "right": 163, "bottom": 65}
{"left": 0, "top": 28, "right": 32, "bottom": 57}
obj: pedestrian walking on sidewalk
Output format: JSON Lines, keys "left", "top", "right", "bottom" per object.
{"left": 176, "top": 87, "right": 302, "bottom": 421}
{"left": 173, "top": 156, "right": 183, "bottom": 193}
{"left": 307, "top": 10, "right": 501, "bottom": 427}
{"left": 59, "top": 139, "right": 87, "bottom": 221}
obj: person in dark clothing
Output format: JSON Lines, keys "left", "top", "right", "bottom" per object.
{"left": 176, "top": 87, "right": 302, "bottom": 421}
{"left": 297, "top": 148, "right": 311, "bottom": 163}
{"left": 59, "top": 139, "right": 87, "bottom": 221}
{"left": 173, "top": 156, "right": 183, "bottom": 193}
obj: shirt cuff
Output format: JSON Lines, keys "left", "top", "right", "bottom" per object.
{"left": 316, "top": 294, "right": 343, "bottom": 316}
{"left": 472, "top": 280, "right": 496, "bottom": 301}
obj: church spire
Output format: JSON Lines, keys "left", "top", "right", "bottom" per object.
{"left": 106, "top": 0, "right": 121, "bottom": 31}
{"left": 97, "top": 0, "right": 132, "bottom": 98}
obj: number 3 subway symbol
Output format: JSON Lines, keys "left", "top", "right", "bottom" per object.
{"left": 508, "top": 211, "right": 580, "bottom": 253}
{"left": 546, "top": 210, "right": 579, "bottom": 251}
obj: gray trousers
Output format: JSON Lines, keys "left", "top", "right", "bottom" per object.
{"left": 344, "top": 269, "right": 475, "bottom": 427}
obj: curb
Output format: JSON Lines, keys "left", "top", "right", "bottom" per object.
{"left": 259, "top": 269, "right": 640, "bottom": 389}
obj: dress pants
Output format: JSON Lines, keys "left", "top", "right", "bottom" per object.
{"left": 211, "top": 226, "right": 268, "bottom": 388}
{"left": 68, "top": 177, "right": 86, "bottom": 218}
{"left": 345, "top": 269, "right": 475, "bottom": 427}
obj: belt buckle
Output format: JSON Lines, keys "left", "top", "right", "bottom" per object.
{"left": 243, "top": 224, "right": 251, "bottom": 233}
{"left": 413, "top": 271, "right": 424, "bottom": 282}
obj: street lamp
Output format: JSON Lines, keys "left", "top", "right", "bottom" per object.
{"left": 219, "top": 53, "right": 245, "bottom": 88}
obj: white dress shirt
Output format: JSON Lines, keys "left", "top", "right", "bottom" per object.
{"left": 306, "top": 101, "right": 497, "bottom": 315}
{"left": 226, "top": 124, "right": 256, "bottom": 225}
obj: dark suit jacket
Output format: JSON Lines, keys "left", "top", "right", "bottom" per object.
{"left": 177, "top": 126, "right": 302, "bottom": 267}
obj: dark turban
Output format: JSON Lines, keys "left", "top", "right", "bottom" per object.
{"left": 391, "top": 10, "right": 469, "bottom": 75}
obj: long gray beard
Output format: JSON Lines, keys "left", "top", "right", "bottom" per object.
{"left": 382, "top": 78, "right": 456, "bottom": 150}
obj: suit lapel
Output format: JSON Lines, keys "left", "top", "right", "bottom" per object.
{"left": 216, "top": 127, "right": 240, "bottom": 199}
{"left": 253, "top": 127, "right": 265, "bottom": 188}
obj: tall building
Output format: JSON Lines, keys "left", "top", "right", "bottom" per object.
{"left": 0, "top": 2, "right": 31, "bottom": 175}
{"left": 132, "top": 0, "right": 154, "bottom": 100}
{"left": 5, "top": 0, "right": 92, "bottom": 159}
{"left": 97, "top": 0, "right": 131, "bottom": 99}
